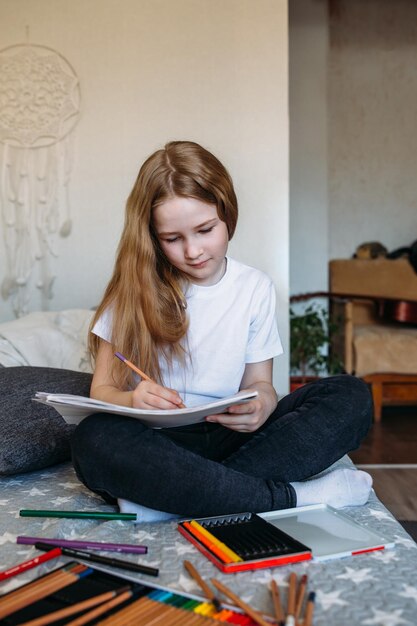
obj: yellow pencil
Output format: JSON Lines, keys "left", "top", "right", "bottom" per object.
{"left": 189, "top": 520, "right": 243, "bottom": 562}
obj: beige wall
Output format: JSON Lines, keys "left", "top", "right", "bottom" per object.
{"left": 0, "top": 0, "right": 289, "bottom": 393}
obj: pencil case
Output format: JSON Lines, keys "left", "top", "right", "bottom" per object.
{"left": 177, "top": 512, "right": 312, "bottom": 573}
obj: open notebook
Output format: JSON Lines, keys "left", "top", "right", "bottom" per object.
{"left": 34, "top": 390, "right": 258, "bottom": 429}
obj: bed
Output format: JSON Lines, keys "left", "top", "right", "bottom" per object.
{"left": 0, "top": 310, "right": 416, "bottom": 625}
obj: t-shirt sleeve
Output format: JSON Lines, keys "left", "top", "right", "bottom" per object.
{"left": 91, "top": 307, "right": 113, "bottom": 343}
{"left": 245, "top": 278, "right": 283, "bottom": 363}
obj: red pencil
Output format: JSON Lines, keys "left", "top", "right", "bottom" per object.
{"left": 0, "top": 547, "right": 62, "bottom": 581}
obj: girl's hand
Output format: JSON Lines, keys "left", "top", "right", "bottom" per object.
{"left": 205, "top": 392, "right": 271, "bottom": 432}
{"left": 131, "top": 380, "right": 185, "bottom": 410}
{"left": 205, "top": 360, "right": 278, "bottom": 432}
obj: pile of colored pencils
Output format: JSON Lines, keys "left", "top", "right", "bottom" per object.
{"left": 270, "top": 572, "right": 315, "bottom": 626}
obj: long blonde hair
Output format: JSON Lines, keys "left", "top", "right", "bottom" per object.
{"left": 89, "top": 141, "right": 238, "bottom": 388}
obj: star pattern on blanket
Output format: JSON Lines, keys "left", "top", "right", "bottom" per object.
{"left": 362, "top": 608, "right": 410, "bottom": 625}
{"left": 0, "top": 531, "right": 17, "bottom": 545}
{"left": 315, "top": 589, "right": 348, "bottom": 611}
{"left": 394, "top": 534, "right": 417, "bottom": 548}
{"left": 372, "top": 550, "right": 400, "bottom": 563}
{"left": 367, "top": 508, "right": 398, "bottom": 522}
{"left": 22, "top": 487, "right": 51, "bottom": 497}
{"left": 172, "top": 540, "right": 197, "bottom": 556}
{"left": 399, "top": 584, "right": 417, "bottom": 602}
{"left": 49, "top": 496, "right": 74, "bottom": 506}
{"left": 58, "top": 481, "right": 81, "bottom": 489}
{"left": 335, "top": 566, "right": 373, "bottom": 583}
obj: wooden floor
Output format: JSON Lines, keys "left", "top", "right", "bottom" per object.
{"left": 350, "top": 406, "right": 417, "bottom": 521}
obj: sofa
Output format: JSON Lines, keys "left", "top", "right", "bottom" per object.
{"left": 329, "top": 258, "right": 417, "bottom": 421}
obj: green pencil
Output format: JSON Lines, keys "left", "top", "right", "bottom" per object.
{"left": 19, "top": 509, "right": 137, "bottom": 520}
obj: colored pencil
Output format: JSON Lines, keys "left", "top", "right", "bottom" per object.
{"left": 303, "top": 591, "right": 316, "bottom": 626}
{"left": 270, "top": 579, "right": 285, "bottom": 626}
{"left": 183, "top": 560, "right": 222, "bottom": 611}
{"left": 114, "top": 351, "right": 153, "bottom": 381}
{"left": 0, "top": 547, "right": 62, "bottom": 581}
{"left": 285, "top": 572, "right": 297, "bottom": 625}
{"left": 17, "top": 535, "right": 147, "bottom": 554}
{"left": 210, "top": 578, "right": 271, "bottom": 626}
{"left": 34, "top": 542, "right": 159, "bottom": 577}
{"left": 19, "top": 585, "right": 131, "bottom": 626}
{"left": 181, "top": 522, "right": 232, "bottom": 564}
{"left": 295, "top": 573, "right": 308, "bottom": 621}
{"left": 0, "top": 562, "right": 92, "bottom": 620}
{"left": 19, "top": 509, "right": 137, "bottom": 520}
{"left": 114, "top": 351, "right": 186, "bottom": 408}
{"left": 65, "top": 588, "right": 134, "bottom": 626}
{"left": 189, "top": 521, "right": 243, "bottom": 562}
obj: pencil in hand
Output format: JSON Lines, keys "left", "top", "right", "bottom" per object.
{"left": 114, "top": 351, "right": 186, "bottom": 408}
{"left": 114, "top": 351, "right": 152, "bottom": 381}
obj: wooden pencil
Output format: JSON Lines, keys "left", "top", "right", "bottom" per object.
{"left": 19, "top": 585, "right": 131, "bottom": 626}
{"left": 114, "top": 351, "right": 186, "bottom": 408}
{"left": 303, "top": 591, "right": 316, "bottom": 626}
{"left": 295, "top": 574, "right": 308, "bottom": 621}
{"left": 96, "top": 597, "right": 172, "bottom": 626}
{"left": 211, "top": 578, "right": 271, "bottom": 626}
{"left": 0, "top": 563, "right": 89, "bottom": 620}
{"left": 65, "top": 589, "right": 133, "bottom": 625}
{"left": 286, "top": 572, "right": 297, "bottom": 623}
{"left": 184, "top": 560, "right": 222, "bottom": 611}
{"left": 270, "top": 579, "right": 285, "bottom": 625}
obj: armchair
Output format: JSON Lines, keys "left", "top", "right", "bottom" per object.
{"left": 329, "top": 258, "right": 417, "bottom": 421}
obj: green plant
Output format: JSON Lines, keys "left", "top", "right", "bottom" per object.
{"left": 290, "top": 302, "right": 342, "bottom": 382}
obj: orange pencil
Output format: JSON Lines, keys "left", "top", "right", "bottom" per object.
{"left": 182, "top": 521, "right": 233, "bottom": 564}
{"left": 189, "top": 520, "right": 243, "bottom": 562}
{"left": 115, "top": 351, "right": 186, "bottom": 408}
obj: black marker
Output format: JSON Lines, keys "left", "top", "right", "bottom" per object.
{"left": 35, "top": 542, "right": 159, "bottom": 577}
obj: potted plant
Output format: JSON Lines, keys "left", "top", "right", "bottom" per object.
{"left": 289, "top": 301, "right": 342, "bottom": 391}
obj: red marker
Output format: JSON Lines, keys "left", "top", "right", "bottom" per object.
{"left": 0, "top": 547, "right": 62, "bottom": 581}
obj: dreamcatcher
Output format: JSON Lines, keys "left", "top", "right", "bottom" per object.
{"left": 0, "top": 43, "right": 81, "bottom": 317}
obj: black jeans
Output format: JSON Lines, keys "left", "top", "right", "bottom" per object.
{"left": 71, "top": 375, "right": 372, "bottom": 517}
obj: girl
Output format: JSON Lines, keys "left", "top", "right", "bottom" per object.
{"left": 71, "top": 141, "right": 373, "bottom": 522}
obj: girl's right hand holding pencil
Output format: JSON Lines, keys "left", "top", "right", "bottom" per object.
{"left": 90, "top": 341, "right": 186, "bottom": 410}
{"left": 131, "top": 380, "right": 185, "bottom": 410}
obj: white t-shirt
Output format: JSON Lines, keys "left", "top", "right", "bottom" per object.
{"left": 92, "top": 257, "right": 283, "bottom": 407}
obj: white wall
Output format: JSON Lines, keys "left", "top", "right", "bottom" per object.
{"left": 328, "top": 0, "right": 417, "bottom": 259}
{"left": 0, "top": 0, "right": 289, "bottom": 394}
{"left": 290, "top": 0, "right": 417, "bottom": 300}
{"left": 289, "top": 0, "right": 328, "bottom": 296}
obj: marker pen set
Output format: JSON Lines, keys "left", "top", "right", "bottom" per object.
{"left": 178, "top": 512, "right": 312, "bottom": 573}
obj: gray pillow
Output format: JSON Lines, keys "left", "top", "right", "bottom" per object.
{"left": 0, "top": 366, "right": 92, "bottom": 475}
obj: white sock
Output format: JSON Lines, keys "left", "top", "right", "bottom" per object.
{"left": 118, "top": 498, "right": 180, "bottom": 523}
{"left": 291, "top": 468, "right": 373, "bottom": 509}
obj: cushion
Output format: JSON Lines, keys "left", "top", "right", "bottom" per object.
{"left": 353, "top": 324, "right": 417, "bottom": 376}
{"left": 0, "top": 366, "right": 92, "bottom": 476}
{"left": 0, "top": 309, "right": 94, "bottom": 371}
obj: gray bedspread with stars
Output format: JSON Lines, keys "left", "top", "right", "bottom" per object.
{"left": 1, "top": 457, "right": 416, "bottom": 625}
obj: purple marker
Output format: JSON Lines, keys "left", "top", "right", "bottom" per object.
{"left": 16, "top": 536, "right": 147, "bottom": 555}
